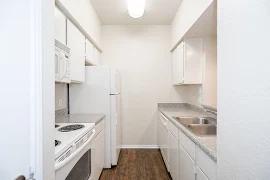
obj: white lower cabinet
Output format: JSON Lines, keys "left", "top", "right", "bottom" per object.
{"left": 178, "top": 145, "right": 195, "bottom": 180}
{"left": 90, "top": 121, "right": 105, "bottom": 180}
{"left": 197, "top": 167, "right": 210, "bottom": 180}
{"left": 158, "top": 114, "right": 217, "bottom": 180}
{"left": 158, "top": 113, "right": 169, "bottom": 170}
{"left": 169, "top": 132, "right": 178, "bottom": 180}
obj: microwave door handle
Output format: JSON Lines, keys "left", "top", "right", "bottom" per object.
{"left": 55, "top": 129, "right": 96, "bottom": 171}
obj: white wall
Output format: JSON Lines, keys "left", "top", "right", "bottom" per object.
{"left": 202, "top": 37, "right": 217, "bottom": 108}
{"left": 218, "top": 0, "right": 270, "bottom": 179}
{"left": 171, "top": 0, "right": 213, "bottom": 49}
{"left": 55, "top": 84, "right": 68, "bottom": 110}
{"left": 102, "top": 25, "right": 200, "bottom": 146}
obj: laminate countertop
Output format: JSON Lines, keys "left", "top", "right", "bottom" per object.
{"left": 158, "top": 103, "right": 217, "bottom": 162}
{"left": 56, "top": 112, "right": 105, "bottom": 125}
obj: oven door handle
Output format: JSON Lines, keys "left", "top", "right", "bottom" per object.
{"left": 55, "top": 129, "right": 96, "bottom": 171}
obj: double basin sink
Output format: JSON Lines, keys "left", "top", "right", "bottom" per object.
{"left": 173, "top": 116, "right": 217, "bottom": 136}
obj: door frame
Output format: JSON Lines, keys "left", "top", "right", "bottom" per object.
{"left": 29, "top": 0, "right": 55, "bottom": 179}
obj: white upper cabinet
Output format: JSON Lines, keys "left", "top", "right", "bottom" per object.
{"left": 93, "top": 47, "right": 101, "bottom": 66}
{"left": 85, "top": 39, "right": 101, "bottom": 66}
{"left": 58, "top": 0, "right": 102, "bottom": 47}
{"left": 67, "top": 20, "right": 85, "bottom": 83}
{"left": 172, "top": 38, "right": 203, "bottom": 85}
{"left": 172, "top": 42, "right": 184, "bottom": 85}
{"left": 171, "top": 0, "right": 215, "bottom": 50}
{"left": 55, "top": 7, "right": 66, "bottom": 44}
{"left": 85, "top": 38, "right": 94, "bottom": 65}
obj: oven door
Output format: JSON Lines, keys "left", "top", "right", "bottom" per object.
{"left": 55, "top": 129, "right": 95, "bottom": 180}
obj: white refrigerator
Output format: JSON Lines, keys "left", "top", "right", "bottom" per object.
{"left": 69, "top": 66, "right": 122, "bottom": 168}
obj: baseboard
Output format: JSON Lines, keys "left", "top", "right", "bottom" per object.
{"left": 121, "top": 145, "right": 159, "bottom": 149}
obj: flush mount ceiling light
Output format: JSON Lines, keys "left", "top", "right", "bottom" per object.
{"left": 127, "top": 0, "right": 145, "bottom": 19}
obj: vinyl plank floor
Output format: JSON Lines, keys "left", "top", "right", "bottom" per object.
{"left": 99, "top": 149, "right": 172, "bottom": 180}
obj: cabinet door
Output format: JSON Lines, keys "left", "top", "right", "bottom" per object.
{"left": 179, "top": 145, "right": 195, "bottom": 180}
{"left": 197, "top": 167, "right": 209, "bottom": 180}
{"left": 54, "top": 7, "right": 66, "bottom": 44}
{"left": 172, "top": 42, "right": 184, "bottom": 85}
{"left": 169, "top": 132, "right": 178, "bottom": 180}
{"left": 159, "top": 117, "right": 169, "bottom": 169}
{"left": 184, "top": 38, "right": 203, "bottom": 84}
{"left": 85, "top": 38, "right": 94, "bottom": 64}
{"left": 93, "top": 47, "right": 101, "bottom": 65}
{"left": 91, "top": 129, "right": 105, "bottom": 180}
{"left": 95, "top": 129, "right": 105, "bottom": 179}
{"left": 67, "top": 20, "right": 85, "bottom": 83}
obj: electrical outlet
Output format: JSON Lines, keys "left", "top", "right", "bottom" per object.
{"left": 58, "top": 98, "right": 63, "bottom": 107}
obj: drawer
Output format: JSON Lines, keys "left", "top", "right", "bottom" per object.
{"left": 168, "top": 120, "right": 178, "bottom": 140}
{"left": 95, "top": 119, "right": 104, "bottom": 137}
{"left": 179, "top": 130, "right": 195, "bottom": 160}
{"left": 196, "top": 147, "right": 217, "bottom": 180}
{"left": 160, "top": 113, "right": 169, "bottom": 130}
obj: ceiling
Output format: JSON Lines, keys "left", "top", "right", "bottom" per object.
{"left": 90, "top": 0, "right": 182, "bottom": 25}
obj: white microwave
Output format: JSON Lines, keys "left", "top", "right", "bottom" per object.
{"left": 55, "top": 40, "right": 71, "bottom": 83}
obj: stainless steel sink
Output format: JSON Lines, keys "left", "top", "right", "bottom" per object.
{"left": 174, "top": 117, "right": 216, "bottom": 126}
{"left": 173, "top": 116, "right": 217, "bottom": 136}
{"left": 187, "top": 124, "right": 217, "bottom": 136}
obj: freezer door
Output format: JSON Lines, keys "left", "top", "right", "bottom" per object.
{"left": 111, "top": 94, "right": 122, "bottom": 165}
{"left": 110, "top": 69, "right": 121, "bottom": 94}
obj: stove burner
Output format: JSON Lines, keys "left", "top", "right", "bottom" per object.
{"left": 58, "top": 124, "right": 85, "bottom": 132}
{"left": 55, "top": 124, "right": 60, "bottom": 128}
{"left": 55, "top": 140, "right": 61, "bottom": 147}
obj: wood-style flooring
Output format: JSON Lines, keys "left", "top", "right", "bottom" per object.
{"left": 99, "top": 149, "right": 172, "bottom": 180}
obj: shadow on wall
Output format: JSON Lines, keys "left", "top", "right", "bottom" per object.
{"left": 137, "top": 111, "right": 159, "bottom": 146}
{"left": 174, "top": 85, "right": 202, "bottom": 106}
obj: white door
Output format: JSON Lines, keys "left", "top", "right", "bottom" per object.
{"left": 85, "top": 38, "right": 94, "bottom": 64}
{"left": 159, "top": 114, "right": 169, "bottom": 169}
{"left": 93, "top": 47, "right": 101, "bottom": 65}
{"left": 1, "top": 0, "right": 54, "bottom": 179}
{"left": 179, "top": 145, "right": 195, "bottom": 180}
{"left": 184, "top": 38, "right": 203, "bottom": 84}
{"left": 172, "top": 42, "right": 184, "bottom": 85}
{"left": 91, "top": 128, "right": 105, "bottom": 180}
{"left": 169, "top": 132, "right": 178, "bottom": 180}
{"left": 55, "top": 7, "right": 66, "bottom": 44}
{"left": 67, "top": 20, "right": 85, "bottom": 83}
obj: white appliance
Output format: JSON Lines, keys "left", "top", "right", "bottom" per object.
{"left": 55, "top": 39, "right": 71, "bottom": 83}
{"left": 55, "top": 123, "right": 95, "bottom": 180}
{"left": 69, "top": 66, "right": 121, "bottom": 168}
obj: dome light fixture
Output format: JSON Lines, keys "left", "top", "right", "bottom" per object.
{"left": 127, "top": 0, "right": 145, "bottom": 19}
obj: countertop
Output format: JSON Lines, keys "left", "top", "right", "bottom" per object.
{"left": 56, "top": 111, "right": 105, "bottom": 125}
{"left": 158, "top": 103, "right": 217, "bottom": 162}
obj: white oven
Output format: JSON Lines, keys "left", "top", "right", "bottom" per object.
{"left": 55, "top": 129, "right": 96, "bottom": 180}
{"left": 55, "top": 39, "right": 71, "bottom": 83}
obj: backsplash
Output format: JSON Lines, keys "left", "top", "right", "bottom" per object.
{"left": 55, "top": 108, "right": 68, "bottom": 122}
{"left": 55, "top": 84, "right": 68, "bottom": 110}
